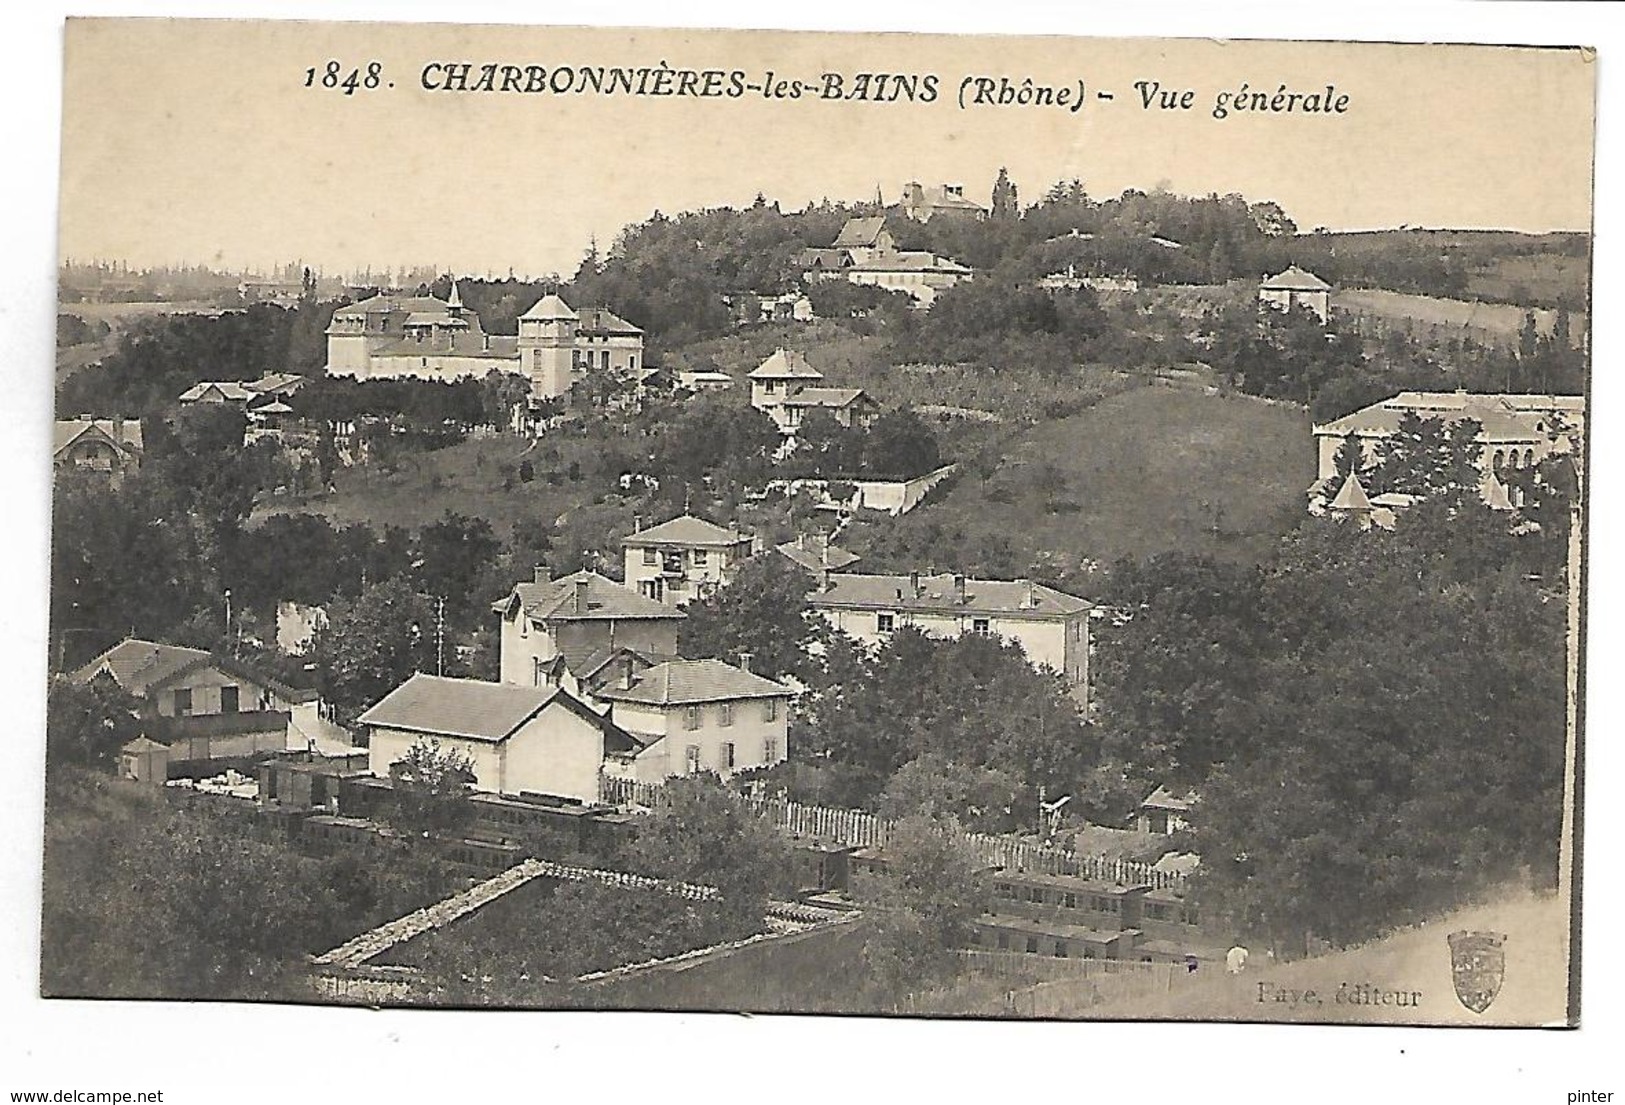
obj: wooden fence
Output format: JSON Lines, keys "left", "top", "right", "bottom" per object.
{"left": 598, "top": 780, "right": 1189, "bottom": 892}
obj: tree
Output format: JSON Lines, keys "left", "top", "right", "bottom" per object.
{"left": 677, "top": 552, "right": 825, "bottom": 682}
{"left": 45, "top": 676, "right": 144, "bottom": 771}
{"left": 388, "top": 737, "right": 478, "bottom": 836}
{"left": 990, "top": 167, "right": 1019, "bottom": 219}
{"left": 855, "top": 815, "right": 988, "bottom": 1001}
{"left": 878, "top": 752, "right": 1023, "bottom": 834}
{"left": 623, "top": 773, "right": 793, "bottom": 935}
{"left": 862, "top": 408, "right": 943, "bottom": 481}
{"left": 314, "top": 576, "right": 436, "bottom": 723}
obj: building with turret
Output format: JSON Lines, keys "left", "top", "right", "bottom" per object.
{"left": 323, "top": 283, "right": 643, "bottom": 401}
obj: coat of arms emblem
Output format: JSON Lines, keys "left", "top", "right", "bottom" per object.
{"left": 1448, "top": 930, "right": 1506, "bottom": 1014}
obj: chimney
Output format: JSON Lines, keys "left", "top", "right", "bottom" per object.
{"left": 798, "top": 532, "right": 809, "bottom": 551}
{"left": 1026, "top": 579, "right": 1037, "bottom": 609}
{"left": 633, "top": 513, "right": 644, "bottom": 534}
{"left": 909, "top": 571, "right": 920, "bottom": 597}
{"left": 574, "top": 577, "right": 589, "bottom": 615}
{"left": 737, "top": 652, "right": 753, "bottom": 674}
{"left": 622, "top": 656, "right": 636, "bottom": 690}
{"left": 110, "top": 417, "right": 124, "bottom": 447}
{"left": 533, "top": 564, "right": 549, "bottom": 585}
{"left": 954, "top": 573, "right": 967, "bottom": 604}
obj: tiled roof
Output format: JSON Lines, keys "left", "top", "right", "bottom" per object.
{"left": 1260, "top": 265, "right": 1331, "bottom": 291}
{"left": 179, "top": 381, "right": 257, "bottom": 403}
{"left": 248, "top": 373, "right": 307, "bottom": 395}
{"left": 748, "top": 348, "right": 824, "bottom": 381}
{"left": 798, "top": 248, "right": 852, "bottom": 269}
{"left": 1140, "top": 786, "right": 1195, "bottom": 812}
{"left": 776, "top": 541, "right": 861, "bottom": 573}
{"left": 495, "top": 570, "right": 686, "bottom": 623}
{"left": 810, "top": 572, "right": 1093, "bottom": 620}
{"left": 782, "top": 387, "right": 869, "bottom": 409}
{"left": 833, "top": 216, "right": 888, "bottom": 248}
{"left": 623, "top": 514, "right": 750, "bottom": 548}
{"left": 1329, "top": 473, "right": 1372, "bottom": 511}
{"left": 331, "top": 294, "right": 450, "bottom": 318}
{"left": 357, "top": 674, "right": 574, "bottom": 742}
{"left": 71, "top": 638, "right": 211, "bottom": 697}
{"left": 576, "top": 306, "right": 644, "bottom": 336}
{"left": 594, "top": 658, "right": 791, "bottom": 707}
{"left": 519, "top": 293, "right": 579, "bottom": 322}
{"left": 1315, "top": 392, "right": 1586, "bottom": 440}
{"left": 402, "top": 311, "right": 465, "bottom": 327}
{"left": 53, "top": 419, "right": 143, "bottom": 457}
{"left": 848, "top": 251, "right": 972, "bottom": 274}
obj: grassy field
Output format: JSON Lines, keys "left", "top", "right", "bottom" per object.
{"left": 252, "top": 431, "right": 627, "bottom": 536}
{"left": 869, "top": 385, "right": 1314, "bottom": 574}
{"left": 1335, "top": 288, "right": 1586, "bottom": 347}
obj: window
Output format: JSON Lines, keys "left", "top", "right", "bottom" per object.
{"left": 972, "top": 617, "right": 991, "bottom": 635}
{"left": 762, "top": 737, "right": 777, "bottom": 763}
{"left": 721, "top": 742, "right": 736, "bottom": 770}
{"left": 532, "top": 657, "right": 547, "bottom": 687}
{"left": 876, "top": 612, "right": 895, "bottom": 632}
{"left": 1054, "top": 942, "right": 1069, "bottom": 958}
{"left": 1062, "top": 892, "right": 1076, "bottom": 909}
{"left": 719, "top": 702, "right": 734, "bottom": 727}
{"left": 684, "top": 744, "right": 702, "bottom": 773}
{"left": 684, "top": 705, "right": 702, "bottom": 730}
{"left": 173, "top": 688, "right": 193, "bottom": 716}
{"left": 763, "top": 698, "right": 778, "bottom": 722}
{"left": 220, "top": 686, "right": 239, "bottom": 714}
{"left": 1027, "top": 886, "right": 1044, "bottom": 903}
{"left": 642, "top": 548, "right": 658, "bottom": 566}
{"left": 1026, "top": 937, "right": 1039, "bottom": 954}
{"left": 996, "top": 932, "right": 1009, "bottom": 951}
{"left": 693, "top": 549, "right": 709, "bottom": 566}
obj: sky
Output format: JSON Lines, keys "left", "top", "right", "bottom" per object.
{"left": 56, "top": 19, "right": 1596, "bottom": 278}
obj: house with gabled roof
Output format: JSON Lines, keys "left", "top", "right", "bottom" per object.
{"left": 900, "top": 181, "right": 989, "bottom": 222}
{"left": 809, "top": 572, "right": 1097, "bottom": 703}
{"left": 800, "top": 217, "right": 974, "bottom": 307}
{"left": 622, "top": 515, "right": 756, "bottom": 606}
{"left": 53, "top": 418, "right": 142, "bottom": 481}
{"left": 1258, "top": 265, "right": 1332, "bottom": 321}
{"left": 357, "top": 673, "right": 643, "bottom": 804}
{"left": 593, "top": 657, "right": 792, "bottom": 781}
{"left": 71, "top": 637, "right": 346, "bottom": 770}
{"left": 492, "top": 568, "right": 685, "bottom": 689}
{"left": 747, "top": 349, "right": 876, "bottom": 435}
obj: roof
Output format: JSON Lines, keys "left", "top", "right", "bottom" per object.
{"left": 748, "top": 348, "right": 825, "bottom": 381}
{"left": 1315, "top": 391, "right": 1586, "bottom": 440}
{"left": 519, "top": 293, "right": 579, "bottom": 322}
{"left": 70, "top": 637, "right": 316, "bottom": 705}
{"left": 1140, "top": 786, "right": 1195, "bottom": 813}
{"left": 121, "top": 736, "right": 170, "bottom": 753}
{"left": 782, "top": 387, "right": 869, "bottom": 410}
{"left": 331, "top": 294, "right": 451, "bottom": 319}
{"left": 623, "top": 514, "right": 750, "bottom": 548}
{"left": 53, "top": 419, "right": 143, "bottom": 457}
{"left": 402, "top": 311, "right": 465, "bottom": 327}
{"left": 178, "top": 381, "right": 257, "bottom": 403}
{"left": 1260, "top": 265, "right": 1331, "bottom": 291}
{"left": 798, "top": 248, "right": 852, "bottom": 269}
{"left": 1329, "top": 473, "right": 1372, "bottom": 511}
{"left": 248, "top": 372, "right": 306, "bottom": 395}
{"left": 71, "top": 638, "right": 212, "bottom": 696}
{"left": 253, "top": 401, "right": 295, "bottom": 415}
{"left": 847, "top": 251, "right": 972, "bottom": 274}
{"left": 493, "top": 570, "right": 686, "bottom": 623}
{"left": 810, "top": 572, "right": 1094, "bottom": 620}
{"left": 776, "top": 540, "right": 861, "bottom": 573}
{"left": 357, "top": 673, "right": 638, "bottom": 749}
{"left": 575, "top": 306, "right": 644, "bottom": 336}
{"left": 833, "top": 217, "right": 889, "bottom": 248}
{"left": 594, "top": 658, "right": 791, "bottom": 707}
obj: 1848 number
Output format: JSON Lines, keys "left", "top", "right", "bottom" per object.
{"left": 304, "top": 61, "right": 387, "bottom": 94}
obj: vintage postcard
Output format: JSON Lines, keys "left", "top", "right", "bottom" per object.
{"left": 42, "top": 17, "right": 1592, "bottom": 1029}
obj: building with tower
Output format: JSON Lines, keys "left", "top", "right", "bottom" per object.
{"left": 323, "top": 283, "right": 643, "bottom": 402}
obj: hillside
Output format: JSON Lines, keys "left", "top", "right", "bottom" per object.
{"left": 849, "top": 384, "right": 1314, "bottom": 580}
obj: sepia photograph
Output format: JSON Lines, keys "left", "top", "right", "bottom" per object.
{"left": 8, "top": 4, "right": 1623, "bottom": 1095}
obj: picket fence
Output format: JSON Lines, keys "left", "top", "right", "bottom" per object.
{"left": 599, "top": 779, "right": 1187, "bottom": 892}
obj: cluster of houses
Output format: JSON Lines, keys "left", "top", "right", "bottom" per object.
{"left": 799, "top": 216, "right": 974, "bottom": 308}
